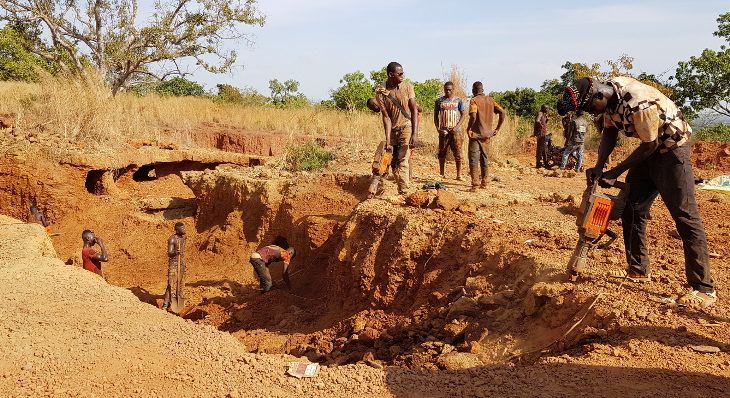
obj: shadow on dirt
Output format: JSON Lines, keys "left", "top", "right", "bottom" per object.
{"left": 382, "top": 362, "right": 730, "bottom": 397}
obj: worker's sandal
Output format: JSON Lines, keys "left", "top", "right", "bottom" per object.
{"left": 608, "top": 269, "right": 651, "bottom": 283}
{"left": 678, "top": 290, "right": 717, "bottom": 308}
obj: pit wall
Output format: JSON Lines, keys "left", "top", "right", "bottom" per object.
{"left": 181, "top": 169, "right": 600, "bottom": 366}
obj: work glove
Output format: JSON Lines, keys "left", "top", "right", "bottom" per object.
{"left": 585, "top": 167, "right": 603, "bottom": 186}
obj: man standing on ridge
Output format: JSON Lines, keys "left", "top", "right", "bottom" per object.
{"left": 466, "top": 81, "right": 505, "bottom": 191}
{"left": 557, "top": 76, "right": 717, "bottom": 308}
{"left": 81, "top": 230, "right": 108, "bottom": 278}
{"left": 434, "top": 82, "right": 467, "bottom": 181}
{"left": 374, "top": 61, "right": 419, "bottom": 195}
{"left": 534, "top": 104, "right": 550, "bottom": 168}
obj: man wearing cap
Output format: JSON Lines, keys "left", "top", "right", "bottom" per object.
{"left": 557, "top": 76, "right": 716, "bottom": 308}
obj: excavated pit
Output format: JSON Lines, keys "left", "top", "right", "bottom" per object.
{"left": 173, "top": 168, "right": 602, "bottom": 369}
{"left": 3, "top": 127, "right": 727, "bottom": 372}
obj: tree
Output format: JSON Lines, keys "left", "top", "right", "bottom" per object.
{"left": 672, "top": 12, "right": 730, "bottom": 118}
{"left": 330, "top": 71, "right": 373, "bottom": 111}
{"left": 413, "top": 79, "right": 442, "bottom": 112}
{"left": 154, "top": 77, "right": 205, "bottom": 97}
{"left": 0, "top": 24, "right": 52, "bottom": 81}
{"left": 0, "top": 0, "right": 265, "bottom": 95}
{"left": 215, "top": 83, "right": 267, "bottom": 105}
{"left": 269, "top": 78, "right": 309, "bottom": 107}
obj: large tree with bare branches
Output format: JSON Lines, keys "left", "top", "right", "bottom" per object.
{"left": 0, "top": 0, "right": 265, "bottom": 94}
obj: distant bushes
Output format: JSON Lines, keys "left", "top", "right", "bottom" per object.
{"left": 694, "top": 124, "right": 730, "bottom": 142}
{"left": 285, "top": 142, "right": 336, "bottom": 171}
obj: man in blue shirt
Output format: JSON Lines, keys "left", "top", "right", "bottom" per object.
{"left": 434, "top": 82, "right": 467, "bottom": 181}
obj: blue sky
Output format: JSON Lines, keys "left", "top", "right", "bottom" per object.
{"left": 184, "top": 0, "right": 728, "bottom": 101}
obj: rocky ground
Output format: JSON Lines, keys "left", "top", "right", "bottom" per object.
{"left": 1, "top": 127, "right": 729, "bottom": 397}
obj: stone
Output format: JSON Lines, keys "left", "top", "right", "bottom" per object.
{"left": 404, "top": 191, "right": 433, "bottom": 208}
{"left": 352, "top": 316, "right": 367, "bottom": 333}
{"left": 436, "top": 352, "right": 482, "bottom": 370}
{"left": 433, "top": 190, "right": 459, "bottom": 211}
{"left": 690, "top": 345, "right": 721, "bottom": 353}
{"left": 456, "top": 202, "right": 477, "bottom": 214}
{"left": 442, "top": 322, "right": 468, "bottom": 341}
{"left": 447, "top": 296, "right": 480, "bottom": 319}
{"left": 358, "top": 328, "right": 380, "bottom": 345}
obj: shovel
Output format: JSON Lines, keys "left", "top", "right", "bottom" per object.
{"left": 169, "top": 240, "right": 184, "bottom": 314}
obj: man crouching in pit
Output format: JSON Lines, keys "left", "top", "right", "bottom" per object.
{"left": 249, "top": 244, "right": 296, "bottom": 293}
{"left": 557, "top": 76, "right": 716, "bottom": 308}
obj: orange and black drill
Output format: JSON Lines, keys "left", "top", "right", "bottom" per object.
{"left": 567, "top": 181, "right": 628, "bottom": 278}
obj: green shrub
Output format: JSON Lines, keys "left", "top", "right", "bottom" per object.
{"left": 155, "top": 77, "right": 206, "bottom": 97}
{"left": 694, "top": 123, "right": 730, "bottom": 142}
{"left": 285, "top": 142, "right": 336, "bottom": 171}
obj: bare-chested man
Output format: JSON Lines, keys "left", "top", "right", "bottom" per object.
{"left": 81, "top": 230, "right": 108, "bottom": 277}
{"left": 162, "top": 222, "right": 186, "bottom": 311}
{"left": 29, "top": 205, "right": 50, "bottom": 229}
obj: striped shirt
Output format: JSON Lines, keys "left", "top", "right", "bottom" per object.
{"left": 435, "top": 96, "right": 465, "bottom": 129}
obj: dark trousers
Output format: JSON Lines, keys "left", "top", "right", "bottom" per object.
{"left": 163, "top": 257, "right": 185, "bottom": 307}
{"left": 250, "top": 257, "right": 272, "bottom": 291}
{"left": 438, "top": 132, "right": 463, "bottom": 176}
{"left": 536, "top": 135, "right": 549, "bottom": 167}
{"left": 468, "top": 139, "right": 488, "bottom": 187}
{"left": 621, "top": 145, "right": 714, "bottom": 293}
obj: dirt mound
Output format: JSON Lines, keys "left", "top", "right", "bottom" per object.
{"left": 692, "top": 141, "right": 730, "bottom": 173}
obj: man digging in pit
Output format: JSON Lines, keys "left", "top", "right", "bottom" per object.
{"left": 374, "top": 61, "right": 419, "bottom": 196}
{"left": 81, "top": 230, "right": 108, "bottom": 278}
{"left": 162, "top": 222, "right": 186, "bottom": 312}
{"left": 434, "top": 81, "right": 467, "bottom": 181}
{"left": 558, "top": 76, "right": 717, "bottom": 308}
{"left": 249, "top": 244, "right": 296, "bottom": 293}
{"left": 466, "top": 81, "right": 505, "bottom": 192}
{"left": 534, "top": 104, "right": 550, "bottom": 169}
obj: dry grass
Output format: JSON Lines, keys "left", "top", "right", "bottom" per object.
{"left": 0, "top": 75, "right": 535, "bottom": 159}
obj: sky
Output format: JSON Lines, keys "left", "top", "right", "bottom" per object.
{"left": 181, "top": 0, "right": 728, "bottom": 101}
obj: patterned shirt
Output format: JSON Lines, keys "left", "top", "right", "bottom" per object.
{"left": 601, "top": 76, "right": 691, "bottom": 149}
{"left": 434, "top": 96, "right": 465, "bottom": 129}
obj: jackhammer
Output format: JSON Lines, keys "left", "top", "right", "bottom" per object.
{"left": 567, "top": 180, "right": 628, "bottom": 278}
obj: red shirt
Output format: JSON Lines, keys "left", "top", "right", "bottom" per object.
{"left": 82, "top": 247, "right": 103, "bottom": 276}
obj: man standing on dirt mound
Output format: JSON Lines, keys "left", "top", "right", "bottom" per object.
{"left": 557, "top": 76, "right": 717, "bottom": 308}
{"left": 374, "top": 61, "right": 420, "bottom": 195}
{"left": 534, "top": 104, "right": 550, "bottom": 169}
{"left": 434, "top": 81, "right": 467, "bottom": 181}
{"left": 162, "top": 222, "right": 186, "bottom": 311}
{"left": 466, "top": 81, "right": 505, "bottom": 192}
{"left": 81, "top": 230, "right": 108, "bottom": 278}
{"left": 249, "top": 244, "right": 295, "bottom": 293}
